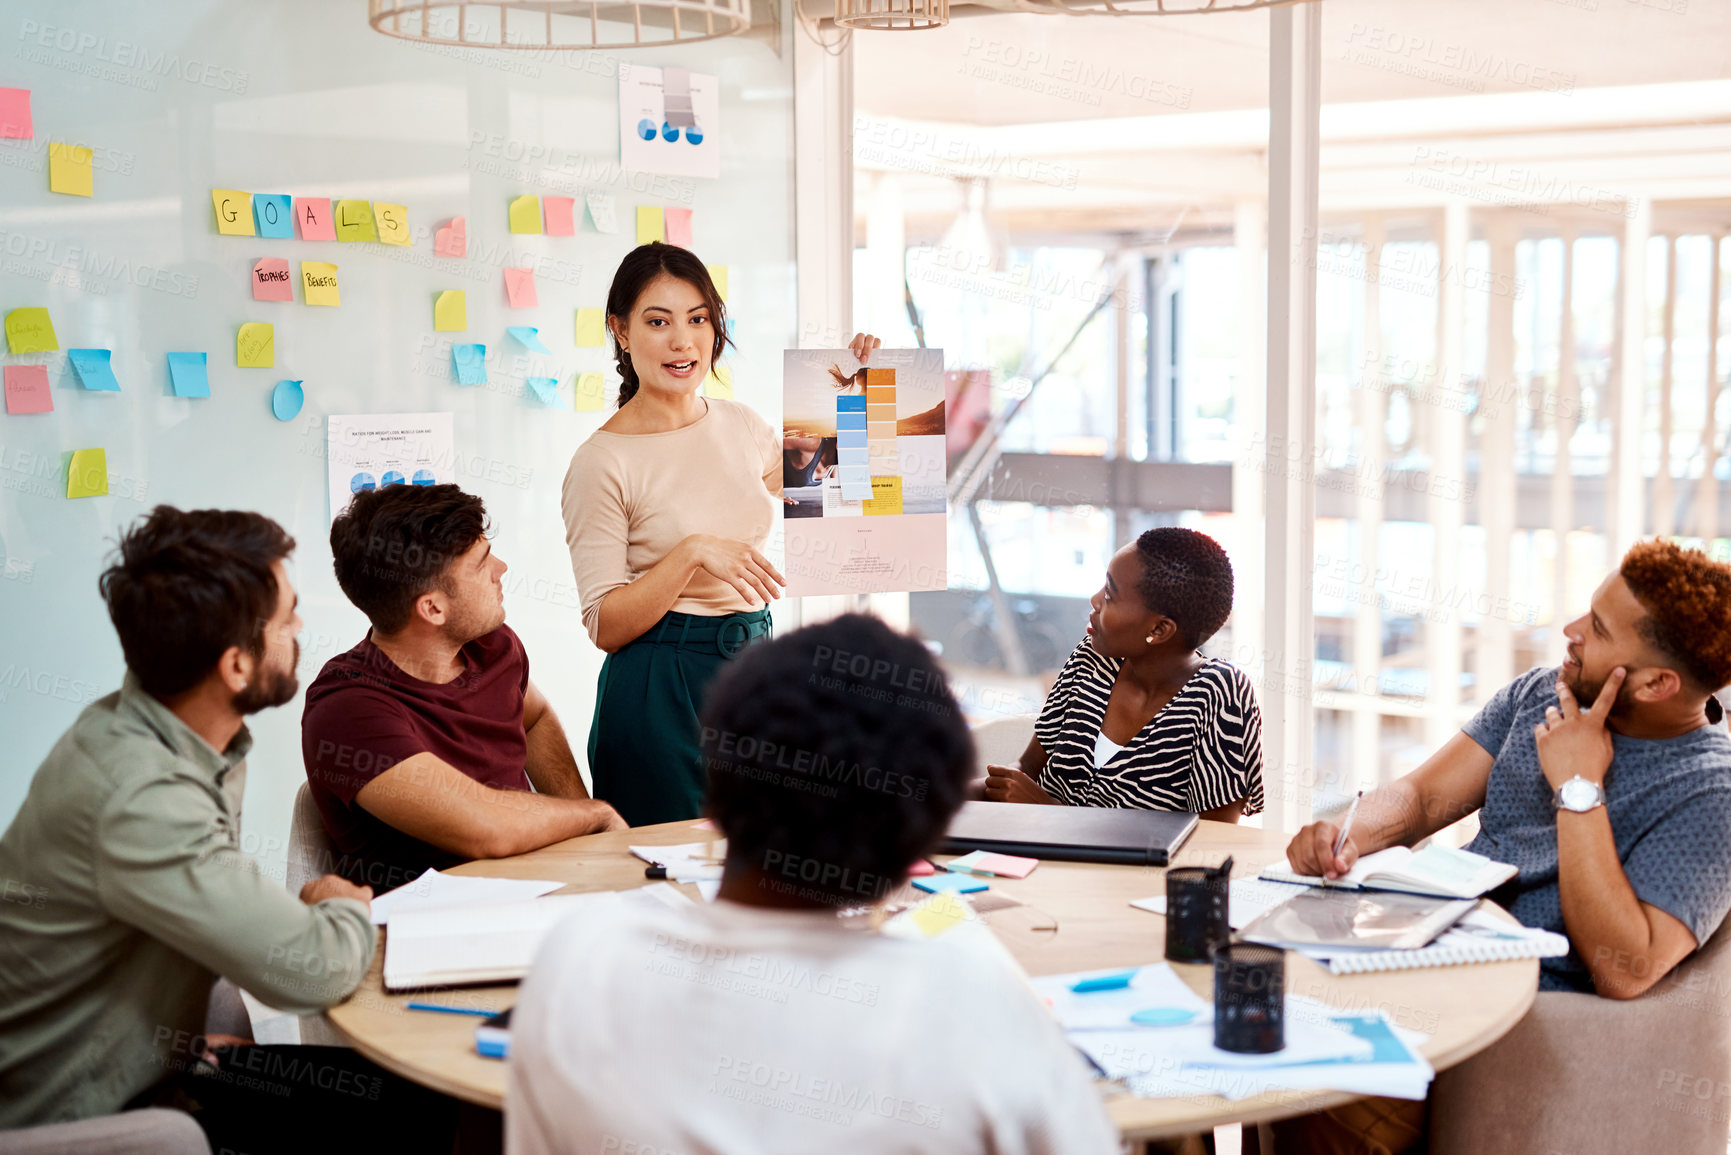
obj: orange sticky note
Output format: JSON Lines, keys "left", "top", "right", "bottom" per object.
{"left": 4, "top": 365, "right": 52, "bottom": 414}
{"left": 503, "top": 268, "right": 538, "bottom": 308}
{"left": 434, "top": 217, "right": 465, "bottom": 257}
{"left": 252, "top": 258, "right": 294, "bottom": 302}
{"left": 0, "top": 88, "right": 31, "bottom": 139}
{"left": 665, "top": 207, "right": 693, "bottom": 248}
{"left": 543, "top": 196, "right": 575, "bottom": 236}
{"left": 295, "top": 197, "right": 335, "bottom": 241}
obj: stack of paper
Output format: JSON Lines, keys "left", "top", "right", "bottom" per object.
{"left": 368, "top": 868, "right": 567, "bottom": 926}
{"left": 1130, "top": 877, "right": 1301, "bottom": 929}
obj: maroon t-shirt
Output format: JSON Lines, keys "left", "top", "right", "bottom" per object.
{"left": 301, "top": 625, "right": 532, "bottom": 893}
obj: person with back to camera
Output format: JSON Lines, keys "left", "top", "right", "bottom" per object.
{"left": 562, "top": 240, "right": 879, "bottom": 826}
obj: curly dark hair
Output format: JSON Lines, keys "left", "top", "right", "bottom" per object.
{"left": 1133, "top": 527, "right": 1235, "bottom": 648}
{"left": 329, "top": 484, "right": 489, "bottom": 634}
{"left": 99, "top": 507, "right": 295, "bottom": 698}
{"left": 606, "top": 242, "right": 732, "bottom": 408}
{"left": 1621, "top": 540, "right": 1731, "bottom": 691}
{"left": 701, "top": 614, "right": 975, "bottom": 905}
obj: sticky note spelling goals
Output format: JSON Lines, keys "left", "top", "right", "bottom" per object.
{"left": 253, "top": 194, "right": 293, "bottom": 239}
{"left": 375, "top": 203, "right": 411, "bottom": 246}
{"left": 67, "top": 349, "right": 120, "bottom": 392}
{"left": 334, "top": 200, "right": 378, "bottom": 243}
{"left": 0, "top": 88, "right": 31, "bottom": 139}
{"left": 503, "top": 268, "right": 538, "bottom": 308}
{"left": 5, "top": 307, "right": 58, "bottom": 354}
{"left": 212, "top": 189, "right": 255, "bottom": 235}
{"left": 166, "top": 352, "right": 209, "bottom": 399}
{"left": 49, "top": 143, "right": 93, "bottom": 197}
{"left": 301, "top": 262, "right": 340, "bottom": 306}
{"left": 67, "top": 449, "right": 108, "bottom": 499}
{"left": 509, "top": 195, "right": 542, "bottom": 235}
{"left": 4, "top": 365, "right": 52, "bottom": 414}
{"left": 294, "top": 197, "right": 335, "bottom": 241}
{"left": 434, "top": 290, "right": 467, "bottom": 332}
{"left": 237, "top": 323, "right": 274, "bottom": 368}
{"left": 253, "top": 258, "right": 294, "bottom": 302}
{"left": 636, "top": 206, "right": 664, "bottom": 245}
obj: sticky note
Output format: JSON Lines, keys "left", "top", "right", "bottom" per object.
{"left": 167, "top": 352, "right": 209, "bottom": 398}
{"left": 1070, "top": 970, "right": 1137, "bottom": 994}
{"left": 526, "top": 376, "right": 565, "bottom": 407}
{"left": 0, "top": 88, "right": 32, "bottom": 139}
{"left": 253, "top": 195, "right": 293, "bottom": 239}
{"left": 508, "top": 326, "right": 550, "bottom": 353}
{"left": 543, "top": 196, "right": 575, "bottom": 236}
{"left": 912, "top": 873, "right": 987, "bottom": 895}
{"left": 434, "top": 217, "right": 466, "bottom": 257}
{"left": 212, "top": 189, "right": 255, "bottom": 235}
{"left": 237, "top": 323, "right": 274, "bottom": 368}
{"left": 5, "top": 308, "right": 58, "bottom": 354}
{"left": 636, "top": 206, "right": 664, "bottom": 244}
{"left": 503, "top": 268, "right": 538, "bottom": 308}
{"left": 49, "top": 143, "right": 93, "bottom": 197}
{"left": 67, "top": 349, "right": 120, "bottom": 392}
{"left": 575, "top": 308, "right": 607, "bottom": 347}
{"left": 271, "top": 379, "right": 304, "bottom": 422}
{"left": 3, "top": 365, "right": 52, "bottom": 414}
{"left": 585, "top": 191, "right": 618, "bottom": 234}
{"left": 707, "top": 264, "right": 729, "bottom": 302}
{"left": 334, "top": 200, "right": 378, "bottom": 242}
{"left": 704, "top": 365, "right": 733, "bottom": 400}
{"left": 863, "top": 475, "right": 904, "bottom": 516}
{"left": 301, "top": 262, "right": 340, "bottom": 306}
{"left": 252, "top": 258, "right": 294, "bottom": 302}
{"left": 665, "top": 207, "right": 693, "bottom": 248}
{"left": 452, "top": 344, "right": 487, "bottom": 385}
{"left": 434, "top": 290, "right": 466, "bottom": 331}
{"left": 67, "top": 449, "right": 107, "bottom": 499}
{"left": 944, "top": 850, "right": 1038, "bottom": 879}
{"left": 509, "top": 195, "right": 542, "bottom": 235}
{"left": 575, "top": 372, "right": 605, "bottom": 411}
{"left": 375, "top": 202, "right": 410, "bottom": 246}
{"left": 908, "top": 892, "right": 970, "bottom": 938}
{"left": 294, "top": 197, "right": 335, "bottom": 241}
{"left": 909, "top": 859, "right": 937, "bottom": 876}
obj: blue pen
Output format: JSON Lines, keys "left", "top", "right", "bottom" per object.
{"left": 406, "top": 1001, "right": 498, "bottom": 1017}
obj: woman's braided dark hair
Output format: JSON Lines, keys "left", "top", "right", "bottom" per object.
{"left": 607, "top": 242, "right": 732, "bottom": 407}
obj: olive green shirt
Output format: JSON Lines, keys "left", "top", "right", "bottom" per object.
{"left": 0, "top": 674, "right": 377, "bottom": 1127}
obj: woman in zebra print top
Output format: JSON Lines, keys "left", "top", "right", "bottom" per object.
{"left": 983, "top": 527, "right": 1263, "bottom": 820}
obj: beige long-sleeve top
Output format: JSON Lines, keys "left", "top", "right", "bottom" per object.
{"left": 562, "top": 397, "right": 781, "bottom": 646}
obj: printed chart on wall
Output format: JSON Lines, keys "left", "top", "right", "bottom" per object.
{"left": 619, "top": 63, "right": 720, "bottom": 180}
{"left": 326, "top": 413, "right": 455, "bottom": 524}
{"left": 782, "top": 348, "right": 947, "bottom": 596}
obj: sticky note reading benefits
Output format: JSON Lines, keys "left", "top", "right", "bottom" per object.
{"left": 212, "top": 189, "right": 255, "bottom": 236}
{"left": 49, "top": 143, "right": 93, "bottom": 197}
{"left": 237, "top": 323, "right": 274, "bottom": 368}
{"left": 434, "top": 291, "right": 467, "bottom": 332}
{"left": 301, "top": 263, "right": 340, "bottom": 307}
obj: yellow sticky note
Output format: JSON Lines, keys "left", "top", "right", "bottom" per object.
{"left": 909, "top": 892, "right": 969, "bottom": 938}
{"left": 704, "top": 365, "right": 734, "bottom": 400}
{"left": 5, "top": 307, "right": 58, "bottom": 354}
{"left": 212, "top": 188, "right": 255, "bottom": 235}
{"left": 575, "top": 308, "right": 607, "bottom": 347}
{"left": 67, "top": 449, "right": 107, "bottom": 499}
{"left": 575, "top": 372, "right": 605, "bottom": 412}
{"left": 707, "top": 264, "right": 729, "bottom": 302}
{"left": 863, "top": 476, "right": 904, "bottom": 516}
{"left": 334, "top": 200, "right": 378, "bottom": 243}
{"left": 236, "top": 323, "right": 274, "bottom": 368}
{"left": 509, "top": 195, "right": 542, "bottom": 235}
{"left": 49, "top": 142, "right": 93, "bottom": 197}
{"left": 375, "top": 202, "right": 411, "bottom": 246}
{"left": 301, "top": 262, "right": 340, "bottom": 307}
{"left": 434, "top": 290, "right": 467, "bottom": 332}
{"left": 636, "top": 206, "right": 664, "bottom": 244}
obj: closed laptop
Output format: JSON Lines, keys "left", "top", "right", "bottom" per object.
{"left": 940, "top": 801, "right": 1198, "bottom": 866}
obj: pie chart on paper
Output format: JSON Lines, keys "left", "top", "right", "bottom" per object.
{"left": 381, "top": 470, "right": 406, "bottom": 487}
{"left": 350, "top": 473, "right": 376, "bottom": 493}
{"left": 636, "top": 118, "right": 657, "bottom": 142}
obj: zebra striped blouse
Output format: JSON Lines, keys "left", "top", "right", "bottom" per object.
{"left": 1033, "top": 641, "right": 1264, "bottom": 815}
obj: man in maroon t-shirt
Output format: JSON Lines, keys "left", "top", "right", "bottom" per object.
{"left": 302, "top": 484, "right": 622, "bottom": 893}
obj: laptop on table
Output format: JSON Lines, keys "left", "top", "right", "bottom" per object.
{"left": 940, "top": 801, "right": 1198, "bottom": 866}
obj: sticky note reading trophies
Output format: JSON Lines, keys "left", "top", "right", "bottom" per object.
{"left": 212, "top": 189, "right": 255, "bottom": 236}
{"left": 301, "top": 262, "right": 340, "bottom": 306}
{"left": 237, "top": 323, "right": 274, "bottom": 368}
{"left": 509, "top": 195, "right": 542, "bottom": 235}
{"left": 252, "top": 258, "right": 294, "bottom": 302}
{"left": 434, "top": 290, "right": 467, "bottom": 332}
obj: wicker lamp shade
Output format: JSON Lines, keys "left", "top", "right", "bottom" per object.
{"left": 369, "top": 0, "right": 750, "bottom": 50}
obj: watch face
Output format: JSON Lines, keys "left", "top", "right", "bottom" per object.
{"left": 1560, "top": 778, "right": 1601, "bottom": 811}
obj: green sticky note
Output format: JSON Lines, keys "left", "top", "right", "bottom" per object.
{"left": 334, "top": 199, "right": 378, "bottom": 242}
{"left": 67, "top": 449, "right": 107, "bottom": 499}
{"left": 5, "top": 307, "right": 58, "bottom": 354}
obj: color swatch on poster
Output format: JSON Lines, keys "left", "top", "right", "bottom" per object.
{"left": 575, "top": 372, "right": 605, "bottom": 411}
{"left": 167, "top": 352, "right": 209, "bottom": 398}
{"left": 0, "top": 87, "right": 31, "bottom": 139}
{"left": 434, "top": 290, "right": 466, "bottom": 331}
{"left": 295, "top": 197, "right": 335, "bottom": 241}
{"left": 375, "top": 203, "right": 410, "bottom": 245}
{"left": 503, "top": 268, "right": 537, "bottom": 308}
{"left": 334, "top": 200, "right": 378, "bottom": 242}
{"left": 4, "top": 365, "right": 52, "bottom": 414}
{"left": 301, "top": 262, "right": 340, "bottom": 306}
{"left": 49, "top": 143, "right": 93, "bottom": 197}
{"left": 253, "top": 258, "right": 295, "bottom": 301}
{"left": 835, "top": 394, "right": 869, "bottom": 500}
{"left": 452, "top": 344, "right": 487, "bottom": 385}
{"left": 271, "top": 379, "right": 304, "bottom": 421}
{"left": 543, "top": 196, "right": 575, "bottom": 236}
{"left": 636, "top": 206, "right": 664, "bottom": 244}
{"left": 67, "top": 448, "right": 107, "bottom": 498}
{"left": 237, "top": 323, "right": 274, "bottom": 368}
{"left": 68, "top": 348, "right": 120, "bottom": 392}
{"left": 866, "top": 367, "right": 897, "bottom": 482}
{"left": 253, "top": 194, "right": 293, "bottom": 239}
{"left": 509, "top": 195, "right": 542, "bottom": 235}
{"left": 575, "top": 308, "right": 606, "bottom": 347}
{"left": 434, "top": 217, "right": 466, "bottom": 257}
{"left": 212, "top": 189, "right": 255, "bottom": 235}
{"left": 5, "top": 307, "right": 57, "bottom": 354}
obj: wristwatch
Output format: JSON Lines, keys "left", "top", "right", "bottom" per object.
{"left": 1553, "top": 775, "right": 1607, "bottom": 813}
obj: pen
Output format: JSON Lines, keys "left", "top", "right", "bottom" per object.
{"left": 406, "top": 1001, "right": 499, "bottom": 1017}
{"left": 1332, "top": 790, "right": 1363, "bottom": 862}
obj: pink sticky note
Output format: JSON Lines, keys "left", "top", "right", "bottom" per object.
{"left": 503, "top": 267, "right": 538, "bottom": 308}
{"left": 0, "top": 88, "right": 31, "bottom": 139}
{"left": 294, "top": 197, "right": 335, "bottom": 241}
{"left": 665, "top": 207, "right": 694, "bottom": 248}
{"left": 434, "top": 216, "right": 466, "bottom": 258}
{"left": 543, "top": 197, "right": 575, "bottom": 237}
{"left": 4, "top": 364, "right": 52, "bottom": 414}
{"left": 972, "top": 852, "right": 1039, "bottom": 879}
{"left": 908, "top": 859, "right": 937, "bottom": 877}
{"left": 252, "top": 257, "right": 294, "bottom": 302}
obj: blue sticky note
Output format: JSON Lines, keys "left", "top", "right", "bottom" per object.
{"left": 253, "top": 194, "right": 294, "bottom": 239}
{"left": 526, "top": 376, "right": 565, "bottom": 408}
{"left": 271, "top": 379, "right": 304, "bottom": 421}
{"left": 1070, "top": 969, "right": 1137, "bottom": 993}
{"left": 452, "top": 344, "right": 487, "bottom": 385}
{"left": 67, "top": 348, "right": 120, "bottom": 391}
{"left": 508, "top": 326, "right": 551, "bottom": 354}
{"left": 166, "top": 352, "right": 209, "bottom": 398}
{"left": 1130, "top": 1007, "right": 1197, "bottom": 1026}
{"left": 911, "top": 874, "right": 987, "bottom": 895}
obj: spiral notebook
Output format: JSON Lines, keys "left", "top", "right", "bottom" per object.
{"left": 1325, "top": 914, "right": 1570, "bottom": 975}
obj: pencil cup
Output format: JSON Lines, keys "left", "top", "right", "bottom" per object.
{"left": 1213, "top": 944, "right": 1285, "bottom": 1054}
{"left": 1164, "top": 865, "right": 1230, "bottom": 963}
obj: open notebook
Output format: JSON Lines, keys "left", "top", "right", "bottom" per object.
{"left": 1260, "top": 843, "right": 1517, "bottom": 900}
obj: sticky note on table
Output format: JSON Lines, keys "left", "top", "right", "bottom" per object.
{"left": 434, "top": 290, "right": 467, "bottom": 331}
{"left": 503, "top": 268, "right": 538, "bottom": 308}
{"left": 167, "top": 352, "right": 209, "bottom": 398}
{"left": 704, "top": 365, "right": 733, "bottom": 400}
{"left": 585, "top": 192, "right": 618, "bottom": 234}
{"left": 526, "top": 376, "right": 565, "bottom": 407}
{"left": 301, "top": 262, "right": 340, "bottom": 306}
{"left": 49, "top": 143, "right": 93, "bottom": 197}
{"left": 237, "top": 323, "right": 274, "bottom": 368}
{"left": 636, "top": 206, "right": 664, "bottom": 244}
{"left": 271, "top": 379, "right": 304, "bottom": 422}
{"left": 1069, "top": 969, "right": 1138, "bottom": 994}
{"left": 5, "top": 307, "right": 57, "bottom": 354}
{"left": 508, "top": 326, "right": 550, "bottom": 353}
{"left": 509, "top": 195, "right": 542, "bottom": 235}
{"left": 67, "top": 449, "right": 107, "bottom": 499}
{"left": 4, "top": 365, "right": 52, "bottom": 414}
{"left": 0, "top": 88, "right": 33, "bottom": 139}
{"left": 575, "top": 308, "right": 606, "bottom": 347}
{"left": 707, "top": 264, "right": 729, "bottom": 302}
{"left": 253, "top": 194, "right": 293, "bottom": 239}
{"left": 434, "top": 217, "right": 465, "bottom": 257}
{"left": 375, "top": 203, "right": 411, "bottom": 246}
{"left": 68, "top": 349, "right": 120, "bottom": 392}
{"left": 912, "top": 873, "right": 987, "bottom": 895}
{"left": 665, "top": 207, "right": 694, "bottom": 248}
{"left": 543, "top": 196, "right": 575, "bottom": 236}
{"left": 334, "top": 200, "right": 378, "bottom": 242}
{"left": 212, "top": 189, "right": 255, "bottom": 235}
{"left": 294, "top": 197, "right": 335, "bottom": 241}
{"left": 252, "top": 258, "right": 294, "bottom": 302}
{"left": 452, "top": 344, "right": 487, "bottom": 385}
{"left": 908, "top": 892, "right": 970, "bottom": 938}
{"left": 575, "top": 372, "right": 605, "bottom": 411}
{"left": 944, "top": 850, "right": 1039, "bottom": 879}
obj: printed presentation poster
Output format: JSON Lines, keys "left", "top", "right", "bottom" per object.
{"left": 326, "top": 413, "right": 455, "bottom": 524}
{"left": 619, "top": 63, "right": 720, "bottom": 180}
{"left": 782, "top": 348, "right": 948, "bottom": 597}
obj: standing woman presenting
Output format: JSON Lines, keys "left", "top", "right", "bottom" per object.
{"left": 563, "top": 242, "right": 878, "bottom": 826}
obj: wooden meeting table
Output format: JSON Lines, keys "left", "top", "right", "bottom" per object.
{"left": 325, "top": 817, "right": 1538, "bottom": 1142}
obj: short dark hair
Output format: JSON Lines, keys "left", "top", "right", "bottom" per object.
{"left": 1621, "top": 540, "right": 1731, "bottom": 691}
{"left": 702, "top": 614, "right": 975, "bottom": 904}
{"left": 1134, "top": 527, "right": 1235, "bottom": 648}
{"left": 607, "top": 242, "right": 732, "bottom": 408}
{"left": 99, "top": 506, "right": 295, "bottom": 698}
{"left": 329, "top": 484, "right": 489, "bottom": 633}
